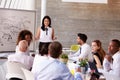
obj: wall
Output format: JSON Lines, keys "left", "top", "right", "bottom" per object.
{"left": 35, "top": 0, "right": 120, "bottom": 51}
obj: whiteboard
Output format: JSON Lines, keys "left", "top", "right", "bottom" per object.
{"left": 0, "top": 8, "right": 36, "bottom": 52}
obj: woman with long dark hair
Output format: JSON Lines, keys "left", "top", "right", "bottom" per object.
{"left": 16, "top": 30, "right": 33, "bottom": 55}
{"left": 35, "top": 15, "right": 56, "bottom": 51}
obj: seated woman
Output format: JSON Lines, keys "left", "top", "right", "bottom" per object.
{"left": 16, "top": 30, "right": 33, "bottom": 55}
{"left": 8, "top": 40, "right": 34, "bottom": 70}
{"left": 91, "top": 40, "right": 106, "bottom": 68}
{"left": 32, "top": 43, "right": 49, "bottom": 79}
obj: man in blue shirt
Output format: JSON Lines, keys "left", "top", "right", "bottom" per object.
{"left": 32, "top": 41, "right": 74, "bottom": 80}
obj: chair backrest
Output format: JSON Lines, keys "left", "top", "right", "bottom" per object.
{"left": 70, "top": 45, "right": 80, "bottom": 52}
{"left": 6, "top": 61, "right": 27, "bottom": 80}
{"left": 21, "top": 68, "right": 34, "bottom": 80}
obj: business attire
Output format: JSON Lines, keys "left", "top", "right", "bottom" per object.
{"left": 8, "top": 52, "right": 34, "bottom": 70}
{"left": 72, "top": 43, "right": 93, "bottom": 61}
{"left": 38, "top": 27, "right": 53, "bottom": 49}
{"left": 32, "top": 57, "right": 74, "bottom": 80}
{"left": 39, "top": 27, "right": 53, "bottom": 43}
{"left": 103, "top": 51, "right": 120, "bottom": 77}
{"left": 109, "top": 51, "right": 120, "bottom": 77}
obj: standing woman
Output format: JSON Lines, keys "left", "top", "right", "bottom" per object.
{"left": 35, "top": 15, "right": 56, "bottom": 50}
{"left": 91, "top": 40, "right": 106, "bottom": 68}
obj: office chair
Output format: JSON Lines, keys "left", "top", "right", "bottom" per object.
{"left": 6, "top": 61, "right": 27, "bottom": 80}
{"left": 21, "top": 68, "right": 34, "bottom": 80}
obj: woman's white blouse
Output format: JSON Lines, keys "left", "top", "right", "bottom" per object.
{"left": 39, "top": 27, "right": 53, "bottom": 42}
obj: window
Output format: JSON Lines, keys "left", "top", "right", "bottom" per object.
{"left": 62, "top": 0, "right": 107, "bottom": 4}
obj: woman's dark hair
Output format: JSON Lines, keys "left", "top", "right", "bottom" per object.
{"left": 41, "top": 15, "right": 51, "bottom": 31}
{"left": 39, "top": 44, "right": 49, "bottom": 56}
{"left": 16, "top": 30, "right": 33, "bottom": 45}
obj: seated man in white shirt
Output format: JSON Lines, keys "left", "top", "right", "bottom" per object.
{"left": 103, "top": 39, "right": 120, "bottom": 77}
{"left": 32, "top": 41, "right": 74, "bottom": 80}
{"left": 8, "top": 40, "right": 34, "bottom": 70}
{"left": 70, "top": 33, "right": 93, "bottom": 62}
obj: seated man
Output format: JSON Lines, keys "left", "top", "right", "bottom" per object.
{"left": 103, "top": 39, "right": 120, "bottom": 77}
{"left": 70, "top": 33, "right": 93, "bottom": 62}
{"left": 8, "top": 40, "right": 34, "bottom": 70}
{"left": 32, "top": 41, "right": 74, "bottom": 80}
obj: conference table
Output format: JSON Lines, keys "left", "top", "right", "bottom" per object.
{"left": 62, "top": 48, "right": 106, "bottom": 80}
{"left": 66, "top": 59, "right": 106, "bottom": 80}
